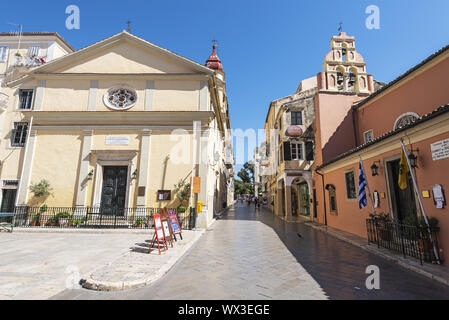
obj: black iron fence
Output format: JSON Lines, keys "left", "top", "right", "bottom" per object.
{"left": 366, "top": 219, "right": 442, "bottom": 265}
{"left": 12, "top": 206, "right": 196, "bottom": 230}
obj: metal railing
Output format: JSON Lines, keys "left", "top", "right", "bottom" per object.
{"left": 366, "top": 218, "right": 442, "bottom": 265}
{"left": 12, "top": 206, "right": 195, "bottom": 230}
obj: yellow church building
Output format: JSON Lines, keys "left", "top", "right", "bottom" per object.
{"left": 0, "top": 31, "right": 234, "bottom": 228}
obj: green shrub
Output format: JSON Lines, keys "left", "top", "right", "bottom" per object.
{"left": 177, "top": 205, "right": 187, "bottom": 213}
{"left": 30, "top": 180, "right": 53, "bottom": 198}
{"left": 57, "top": 212, "right": 71, "bottom": 219}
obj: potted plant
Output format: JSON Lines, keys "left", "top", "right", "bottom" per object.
{"left": 57, "top": 212, "right": 71, "bottom": 227}
{"left": 46, "top": 216, "right": 57, "bottom": 227}
{"left": 30, "top": 213, "right": 40, "bottom": 226}
{"left": 174, "top": 179, "right": 191, "bottom": 221}
{"left": 38, "top": 204, "right": 49, "bottom": 226}
{"left": 135, "top": 218, "right": 145, "bottom": 228}
{"left": 370, "top": 212, "right": 393, "bottom": 241}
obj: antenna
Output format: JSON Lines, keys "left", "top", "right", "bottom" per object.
{"left": 8, "top": 22, "right": 23, "bottom": 53}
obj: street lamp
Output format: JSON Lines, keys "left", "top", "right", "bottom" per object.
{"left": 87, "top": 169, "right": 94, "bottom": 180}
{"left": 132, "top": 169, "right": 138, "bottom": 180}
{"left": 371, "top": 161, "right": 381, "bottom": 177}
{"left": 408, "top": 148, "right": 419, "bottom": 169}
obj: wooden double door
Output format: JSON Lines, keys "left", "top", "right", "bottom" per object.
{"left": 100, "top": 166, "right": 128, "bottom": 216}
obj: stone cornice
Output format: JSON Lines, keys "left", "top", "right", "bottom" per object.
{"left": 21, "top": 111, "right": 215, "bottom": 127}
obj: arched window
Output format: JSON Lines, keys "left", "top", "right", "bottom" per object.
{"left": 394, "top": 112, "right": 419, "bottom": 130}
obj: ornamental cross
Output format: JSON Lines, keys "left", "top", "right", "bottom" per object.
{"left": 127, "top": 20, "right": 132, "bottom": 33}
{"left": 338, "top": 22, "right": 343, "bottom": 32}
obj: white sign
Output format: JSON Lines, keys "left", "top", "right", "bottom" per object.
{"left": 431, "top": 138, "right": 449, "bottom": 161}
{"left": 106, "top": 136, "right": 130, "bottom": 145}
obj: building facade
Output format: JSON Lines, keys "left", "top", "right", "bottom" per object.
{"left": 0, "top": 31, "right": 234, "bottom": 228}
{"left": 314, "top": 44, "right": 449, "bottom": 265}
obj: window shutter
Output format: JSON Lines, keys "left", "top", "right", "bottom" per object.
{"left": 283, "top": 141, "right": 291, "bottom": 161}
{"left": 306, "top": 142, "right": 314, "bottom": 161}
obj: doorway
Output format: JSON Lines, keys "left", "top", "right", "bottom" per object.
{"left": 387, "top": 159, "right": 417, "bottom": 222}
{"left": 291, "top": 186, "right": 298, "bottom": 216}
{"left": 100, "top": 166, "right": 128, "bottom": 216}
{"left": 1, "top": 189, "right": 17, "bottom": 212}
{"left": 299, "top": 182, "right": 310, "bottom": 216}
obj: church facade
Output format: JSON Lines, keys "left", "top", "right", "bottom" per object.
{"left": 0, "top": 31, "right": 234, "bottom": 228}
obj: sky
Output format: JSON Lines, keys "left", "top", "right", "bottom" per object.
{"left": 3, "top": 0, "right": 449, "bottom": 174}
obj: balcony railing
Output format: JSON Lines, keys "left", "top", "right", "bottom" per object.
{"left": 366, "top": 218, "right": 442, "bottom": 265}
{"left": 9, "top": 206, "right": 196, "bottom": 230}
{"left": 13, "top": 55, "right": 46, "bottom": 68}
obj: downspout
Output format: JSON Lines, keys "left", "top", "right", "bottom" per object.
{"left": 315, "top": 169, "right": 327, "bottom": 226}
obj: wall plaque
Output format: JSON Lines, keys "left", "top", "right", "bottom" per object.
{"left": 431, "top": 138, "right": 449, "bottom": 161}
{"left": 106, "top": 136, "right": 130, "bottom": 145}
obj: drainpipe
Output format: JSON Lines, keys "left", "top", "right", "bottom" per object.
{"left": 315, "top": 169, "right": 327, "bottom": 226}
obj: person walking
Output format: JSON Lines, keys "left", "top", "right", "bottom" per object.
{"left": 254, "top": 197, "right": 258, "bottom": 209}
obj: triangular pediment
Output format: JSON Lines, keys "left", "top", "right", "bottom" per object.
{"left": 29, "top": 31, "right": 214, "bottom": 76}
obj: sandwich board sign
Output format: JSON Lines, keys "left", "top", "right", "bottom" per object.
{"left": 162, "top": 219, "right": 174, "bottom": 248}
{"left": 149, "top": 214, "right": 167, "bottom": 255}
{"left": 168, "top": 210, "right": 183, "bottom": 241}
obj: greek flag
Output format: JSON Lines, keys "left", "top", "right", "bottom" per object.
{"left": 358, "top": 160, "right": 368, "bottom": 209}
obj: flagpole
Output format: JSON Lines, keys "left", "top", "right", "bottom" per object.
{"left": 400, "top": 138, "right": 440, "bottom": 264}
{"left": 359, "top": 156, "right": 376, "bottom": 215}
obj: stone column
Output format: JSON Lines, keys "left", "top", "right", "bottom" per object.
{"left": 284, "top": 176, "right": 296, "bottom": 219}
{"left": 33, "top": 80, "right": 46, "bottom": 111}
{"left": 197, "top": 128, "right": 210, "bottom": 228}
{"left": 145, "top": 80, "right": 154, "bottom": 111}
{"left": 16, "top": 129, "right": 37, "bottom": 206}
{"left": 75, "top": 130, "right": 93, "bottom": 207}
{"left": 199, "top": 81, "right": 209, "bottom": 111}
{"left": 137, "top": 129, "right": 152, "bottom": 207}
{"left": 87, "top": 80, "right": 98, "bottom": 111}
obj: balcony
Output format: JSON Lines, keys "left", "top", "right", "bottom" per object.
{"left": 0, "top": 92, "right": 8, "bottom": 109}
{"left": 13, "top": 55, "right": 47, "bottom": 68}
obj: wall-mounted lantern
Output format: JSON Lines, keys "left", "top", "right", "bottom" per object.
{"left": 132, "top": 169, "right": 138, "bottom": 180}
{"left": 371, "top": 160, "right": 381, "bottom": 177}
{"left": 87, "top": 169, "right": 94, "bottom": 180}
{"left": 408, "top": 148, "right": 419, "bottom": 169}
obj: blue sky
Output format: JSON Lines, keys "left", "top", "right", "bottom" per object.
{"left": 3, "top": 0, "right": 449, "bottom": 174}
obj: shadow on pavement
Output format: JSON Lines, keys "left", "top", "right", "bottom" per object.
{"left": 219, "top": 203, "right": 449, "bottom": 300}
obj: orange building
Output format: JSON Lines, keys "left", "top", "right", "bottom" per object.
{"left": 313, "top": 44, "right": 449, "bottom": 265}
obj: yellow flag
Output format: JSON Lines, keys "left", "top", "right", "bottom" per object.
{"left": 398, "top": 149, "right": 410, "bottom": 190}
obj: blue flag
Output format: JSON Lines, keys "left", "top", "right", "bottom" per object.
{"left": 358, "top": 160, "right": 368, "bottom": 209}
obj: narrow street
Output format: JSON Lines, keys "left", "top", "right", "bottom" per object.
{"left": 53, "top": 203, "right": 449, "bottom": 300}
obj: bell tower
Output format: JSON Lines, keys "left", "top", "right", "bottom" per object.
{"left": 320, "top": 32, "right": 374, "bottom": 94}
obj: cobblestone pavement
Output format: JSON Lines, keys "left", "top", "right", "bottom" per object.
{"left": 52, "top": 203, "right": 449, "bottom": 300}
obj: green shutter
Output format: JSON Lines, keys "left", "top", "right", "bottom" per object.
{"left": 306, "top": 142, "right": 314, "bottom": 161}
{"left": 283, "top": 141, "right": 291, "bottom": 161}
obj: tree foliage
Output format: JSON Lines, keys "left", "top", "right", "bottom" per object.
{"left": 29, "top": 179, "right": 53, "bottom": 198}
{"left": 173, "top": 179, "right": 191, "bottom": 207}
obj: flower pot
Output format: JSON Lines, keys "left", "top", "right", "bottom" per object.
{"left": 31, "top": 221, "right": 38, "bottom": 227}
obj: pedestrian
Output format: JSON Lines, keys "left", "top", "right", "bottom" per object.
{"left": 254, "top": 197, "right": 258, "bottom": 209}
